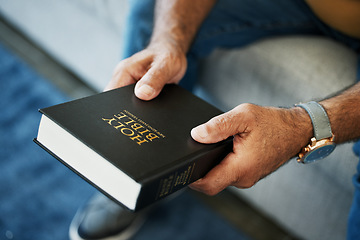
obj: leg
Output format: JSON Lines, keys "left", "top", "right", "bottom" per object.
{"left": 347, "top": 140, "right": 360, "bottom": 240}
{"left": 121, "top": 0, "right": 155, "bottom": 59}
{"left": 121, "top": 0, "right": 360, "bottom": 89}
{"left": 183, "top": 0, "right": 322, "bottom": 90}
{"left": 122, "top": 0, "right": 323, "bottom": 91}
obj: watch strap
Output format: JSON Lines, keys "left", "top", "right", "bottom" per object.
{"left": 296, "top": 101, "right": 332, "bottom": 140}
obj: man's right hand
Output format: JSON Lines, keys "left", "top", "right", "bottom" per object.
{"left": 105, "top": 40, "right": 187, "bottom": 101}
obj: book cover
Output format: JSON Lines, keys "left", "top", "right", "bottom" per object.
{"left": 34, "top": 84, "right": 233, "bottom": 211}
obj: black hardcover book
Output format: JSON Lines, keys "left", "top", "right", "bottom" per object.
{"left": 34, "top": 84, "right": 233, "bottom": 211}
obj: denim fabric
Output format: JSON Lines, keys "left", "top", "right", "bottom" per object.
{"left": 348, "top": 141, "right": 360, "bottom": 240}
{"left": 183, "top": 0, "right": 323, "bottom": 90}
{"left": 121, "top": 0, "right": 155, "bottom": 59}
{"left": 123, "top": 0, "right": 360, "bottom": 89}
{"left": 122, "top": 1, "right": 360, "bottom": 237}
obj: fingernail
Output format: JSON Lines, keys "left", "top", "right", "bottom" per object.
{"left": 191, "top": 125, "right": 208, "bottom": 139}
{"left": 189, "top": 178, "right": 203, "bottom": 189}
{"left": 136, "top": 85, "right": 155, "bottom": 99}
{"left": 193, "top": 178, "right": 203, "bottom": 184}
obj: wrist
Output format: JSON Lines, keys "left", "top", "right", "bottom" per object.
{"left": 320, "top": 99, "right": 343, "bottom": 144}
{"left": 289, "top": 106, "right": 314, "bottom": 155}
{"left": 294, "top": 102, "right": 336, "bottom": 163}
{"left": 149, "top": 34, "right": 188, "bottom": 56}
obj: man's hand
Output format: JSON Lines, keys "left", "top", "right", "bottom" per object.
{"left": 189, "top": 104, "right": 313, "bottom": 195}
{"left": 105, "top": 0, "right": 217, "bottom": 100}
{"left": 105, "top": 40, "right": 187, "bottom": 101}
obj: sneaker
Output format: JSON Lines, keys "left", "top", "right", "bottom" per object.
{"left": 69, "top": 193, "right": 146, "bottom": 240}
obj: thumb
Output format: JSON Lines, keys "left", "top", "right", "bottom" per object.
{"left": 191, "top": 110, "right": 240, "bottom": 144}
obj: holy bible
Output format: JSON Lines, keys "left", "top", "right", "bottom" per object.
{"left": 34, "top": 84, "right": 232, "bottom": 211}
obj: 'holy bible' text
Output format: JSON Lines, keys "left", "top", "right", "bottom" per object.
{"left": 102, "top": 111, "right": 164, "bottom": 146}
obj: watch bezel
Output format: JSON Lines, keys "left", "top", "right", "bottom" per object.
{"left": 297, "top": 136, "right": 336, "bottom": 164}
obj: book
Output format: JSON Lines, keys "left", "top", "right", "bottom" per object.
{"left": 34, "top": 84, "right": 233, "bottom": 211}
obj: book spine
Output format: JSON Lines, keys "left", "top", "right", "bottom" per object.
{"left": 135, "top": 140, "right": 232, "bottom": 211}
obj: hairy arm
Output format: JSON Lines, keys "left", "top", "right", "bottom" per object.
{"left": 321, "top": 82, "right": 360, "bottom": 143}
{"left": 107, "top": 0, "right": 217, "bottom": 100}
{"left": 151, "top": 0, "right": 217, "bottom": 54}
{"left": 190, "top": 82, "right": 360, "bottom": 195}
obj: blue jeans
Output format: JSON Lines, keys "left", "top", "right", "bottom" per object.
{"left": 349, "top": 141, "right": 360, "bottom": 239}
{"left": 123, "top": 0, "right": 360, "bottom": 89}
{"left": 122, "top": 0, "right": 360, "bottom": 238}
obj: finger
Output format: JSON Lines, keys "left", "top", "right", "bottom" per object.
{"left": 189, "top": 152, "right": 240, "bottom": 195}
{"left": 191, "top": 109, "right": 241, "bottom": 144}
{"left": 134, "top": 61, "right": 178, "bottom": 101}
{"left": 105, "top": 54, "right": 152, "bottom": 92}
{"left": 105, "top": 70, "right": 137, "bottom": 91}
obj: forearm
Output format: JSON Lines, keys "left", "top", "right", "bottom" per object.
{"left": 150, "top": 0, "right": 217, "bottom": 53}
{"left": 320, "top": 82, "right": 360, "bottom": 143}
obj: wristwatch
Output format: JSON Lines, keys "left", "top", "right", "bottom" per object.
{"left": 296, "top": 101, "right": 336, "bottom": 164}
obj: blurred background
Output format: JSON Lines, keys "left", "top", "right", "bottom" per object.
{"left": 0, "top": 1, "right": 295, "bottom": 239}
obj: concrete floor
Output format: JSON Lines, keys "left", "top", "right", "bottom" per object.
{"left": 0, "top": 15, "right": 298, "bottom": 240}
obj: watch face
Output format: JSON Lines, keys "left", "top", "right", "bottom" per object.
{"left": 303, "top": 144, "right": 336, "bottom": 163}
